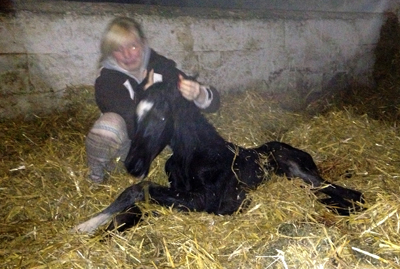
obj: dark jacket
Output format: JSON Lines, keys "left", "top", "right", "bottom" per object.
{"left": 94, "top": 49, "right": 220, "bottom": 139}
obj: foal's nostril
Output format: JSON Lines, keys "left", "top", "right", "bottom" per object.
{"left": 125, "top": 155, "right": 144, "bottom": 176}
{"left": 134, "top": 159, "right": 144, "bottom": 174}
{"left": 127, "top": 158, "right": 146, "bottom": 177}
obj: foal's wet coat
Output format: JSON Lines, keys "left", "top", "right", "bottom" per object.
{"left": 75, "top": 82, "right": 364, "bottom": 234}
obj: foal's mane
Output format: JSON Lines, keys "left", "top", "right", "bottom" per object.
{"left": 150, "top": 82, "right": 225, "bottom": 157}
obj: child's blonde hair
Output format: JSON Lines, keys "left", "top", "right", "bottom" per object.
{"left": 99, "top": 17, "right": 146, "bottom": 64}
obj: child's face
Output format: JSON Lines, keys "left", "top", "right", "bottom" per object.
{"left": 112, "top": 34, "right": 143, "bottom": 72}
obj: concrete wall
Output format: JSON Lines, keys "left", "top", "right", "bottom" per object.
{"left": 0, "top": 0, "right": 398, "bottom": 118}
{"left": 63, "top": 0, "right": 399, "bottom": 13}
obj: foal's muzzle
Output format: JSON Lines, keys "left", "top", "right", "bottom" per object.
{"left": 125, "top": 155, "right": 149, "bottom": 179}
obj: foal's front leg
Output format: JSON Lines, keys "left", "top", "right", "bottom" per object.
{"left": 74, "top": 181, "right": 209, "bottom": 233}
{"left": 73, "top": 183, "right": 145, "bottom": 233}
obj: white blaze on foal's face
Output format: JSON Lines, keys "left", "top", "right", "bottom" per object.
{"left": 136, "top": 100, "right": 154, "bottom": 122}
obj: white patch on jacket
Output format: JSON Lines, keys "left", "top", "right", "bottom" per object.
{"left": 123, "top": 79, "right": 135, "bottom": 100}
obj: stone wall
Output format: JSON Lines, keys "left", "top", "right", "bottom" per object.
{"left": 0, "top": 0, "right": 397, "bottom": 118}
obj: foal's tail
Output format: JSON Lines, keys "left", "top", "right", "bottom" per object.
{"left": 256, "top": 141, "right": 365, "bottom": 215}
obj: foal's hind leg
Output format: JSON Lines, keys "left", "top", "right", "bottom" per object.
{"left": 259, "top": 141, "right": 364, "bottom": 214}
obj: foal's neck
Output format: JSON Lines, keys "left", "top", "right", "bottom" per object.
{"left": 170, "top": 105, "right": 225, "bottom": 156}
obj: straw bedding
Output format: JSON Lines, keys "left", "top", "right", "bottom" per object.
{"left": 1, "top": 85, "right": 399, "bottom": 268}
{"left": 1, "top": 13, "right": 399, "bottom": 269}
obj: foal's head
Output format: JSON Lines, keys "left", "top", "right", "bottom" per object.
{"left": 125, "top": 82, "right": 177, "bottom": 178}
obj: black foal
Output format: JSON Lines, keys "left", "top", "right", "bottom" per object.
{"left": 74, "top": 82, "right": 364, "bottom": 233}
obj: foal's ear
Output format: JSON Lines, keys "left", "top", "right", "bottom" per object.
{"left": 168, "top": 80, "right": 182, "bottom": 99}
{"left": 137, "top": 70, "right": 151, "bottom": 92}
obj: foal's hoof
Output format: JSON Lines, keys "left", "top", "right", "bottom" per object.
{"left": 319, "top": 196, "right": 365, "bottom": 216}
